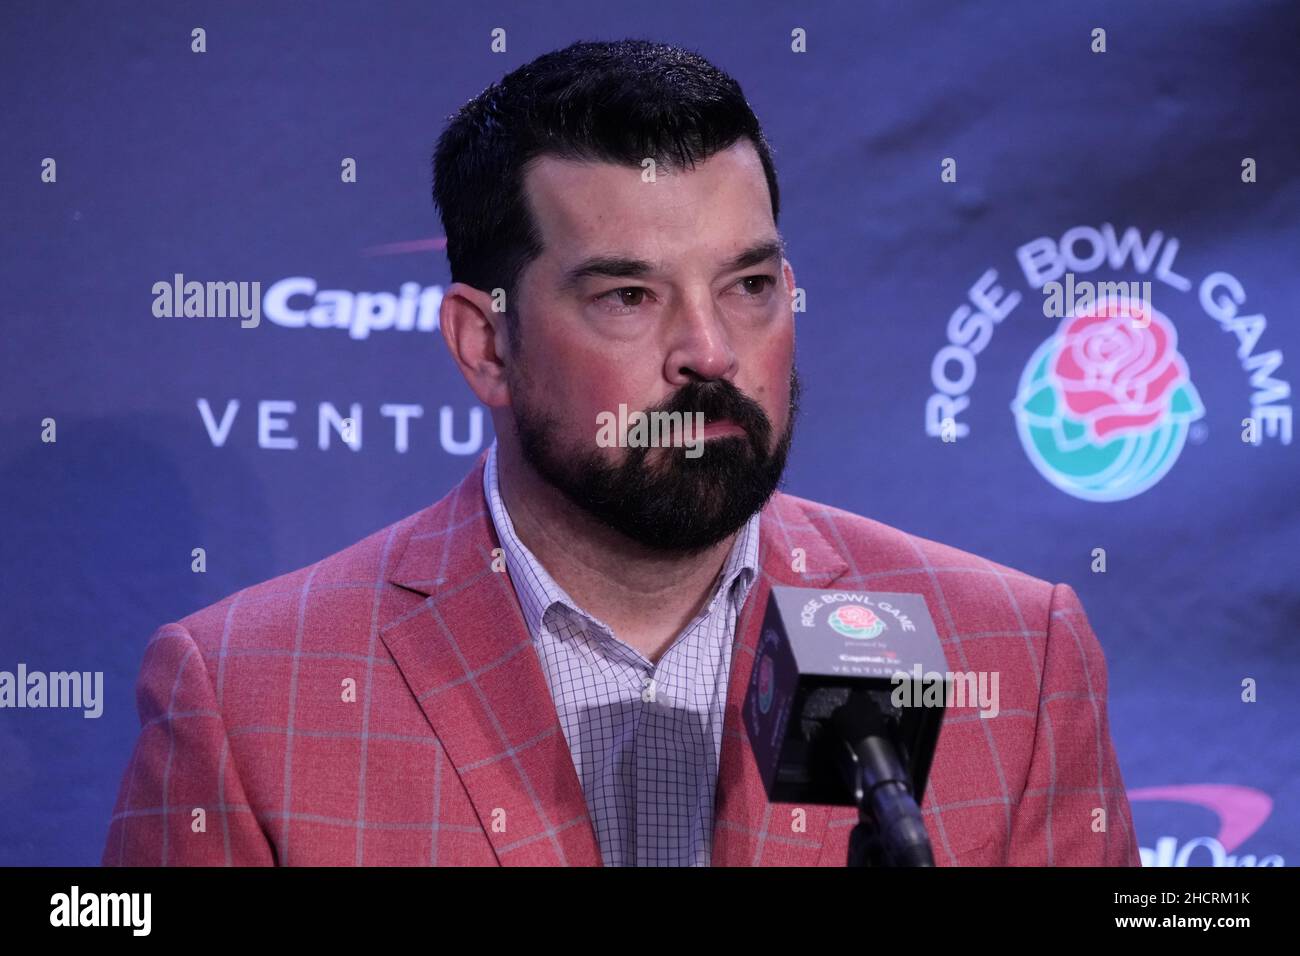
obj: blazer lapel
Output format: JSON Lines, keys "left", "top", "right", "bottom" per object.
{"left": 379, "top": 451, "right": 602, "bottom": 866}
{"left": 711, "top": 494, "right": 851, "bottom": 865}
{"left": 378, "top": 452, "right": 852, "bottom": 867}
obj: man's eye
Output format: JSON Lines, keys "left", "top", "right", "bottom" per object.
{"left": 595, "top": 278, "right": 774, "bottom": 311}
{"left": 597, "top": 287, "right": 647, "bottom": 308}
{"left": 738, "top": 275, "right": 776, "bottom": 295}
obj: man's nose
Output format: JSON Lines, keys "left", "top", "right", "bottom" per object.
{"left": 662, "top": 299, "right": 738, "bottom": 385}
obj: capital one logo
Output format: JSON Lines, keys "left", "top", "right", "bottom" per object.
{"left": 1130, "top": 784, "right": 1283, "bottom": 867}
{"left": 1011, "top": 299, "right": 1204, "bottom": 502}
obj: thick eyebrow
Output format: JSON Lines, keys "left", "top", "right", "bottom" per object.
{"left": 558, "top": 237, "right": 785, "bottom": 293}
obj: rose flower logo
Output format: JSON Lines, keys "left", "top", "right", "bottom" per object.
{"left": 1011, "top": 297, "right": 1205, "bottom": 502}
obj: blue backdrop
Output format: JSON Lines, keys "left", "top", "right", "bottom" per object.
{"left": 2, "top": 0, "right": 1296, "bottom": 866}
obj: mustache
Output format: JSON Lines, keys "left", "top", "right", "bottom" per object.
{"left": 644, "top": 380, "right": 773, "bottom": 447}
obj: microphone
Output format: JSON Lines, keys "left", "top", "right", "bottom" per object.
{"left": 743, "top": 586, "right": 951, "bottom": 867}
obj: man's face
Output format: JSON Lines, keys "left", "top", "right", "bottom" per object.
{"left": 505, "top": 139, "right": 799, "bottom": 555}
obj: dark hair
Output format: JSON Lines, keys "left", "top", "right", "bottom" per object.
{"left": 431, "top": 38, "right": 781, "bottom": 346}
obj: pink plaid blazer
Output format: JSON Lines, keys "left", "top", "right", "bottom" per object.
{"left": 103, "top": 450, "right": 1139, "bottom": 866}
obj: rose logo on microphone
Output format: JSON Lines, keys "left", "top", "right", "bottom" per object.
{"left": 827, "top": 605, "right": 886, "bottom": 640}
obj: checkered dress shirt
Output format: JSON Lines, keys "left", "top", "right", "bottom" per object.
{"left": 483, "top": 440, "right": 760, "bottom": 866}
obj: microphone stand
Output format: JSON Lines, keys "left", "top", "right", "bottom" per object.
{"left": 833, "top": 691, "right": 935, "bottom": 867}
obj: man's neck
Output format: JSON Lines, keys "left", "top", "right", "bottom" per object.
{"left": 495, "top": 441, "right": 738, "bottom": 663}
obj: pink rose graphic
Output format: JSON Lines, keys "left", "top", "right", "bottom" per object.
{"left": 837, "top": 606, "right": 878, "bottom": 629}
{"left": 1052, "top": 301, "right": 1190, "bottom": 441}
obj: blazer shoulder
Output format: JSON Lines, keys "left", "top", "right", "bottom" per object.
{"left": 171, "top": 504, "right": 431, "bottom": 656}
{"left": 165, "top": 453, "right": 491, "bottom": 663}
{"left": 773, "top": 491, "right": 1053, "bottom": 595}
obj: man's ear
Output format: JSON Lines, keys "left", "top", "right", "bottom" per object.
{"left": 439, "top": 282, "right": 512, "bottom": 408}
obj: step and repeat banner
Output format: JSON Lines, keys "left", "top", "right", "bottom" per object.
{"left": 2, "top": 0, "right": 1296, "bottom": 866}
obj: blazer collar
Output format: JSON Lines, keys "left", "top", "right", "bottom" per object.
{"left": 381, "top": 449, "right": 849, "bottom": 865}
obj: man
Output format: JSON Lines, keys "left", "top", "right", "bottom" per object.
{"left": 103, "top": 39, "right": 1138, "bottom": 867}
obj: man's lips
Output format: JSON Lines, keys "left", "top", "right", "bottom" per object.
{"left": 700, "top": 419, "right": 746, "bottom": 439}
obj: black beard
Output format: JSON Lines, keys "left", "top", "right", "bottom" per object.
{"left": 511, "top": 368, "right": 800, "bottom": 555}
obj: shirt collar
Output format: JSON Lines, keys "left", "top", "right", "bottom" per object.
{"left": 482, "top": 439, "right": 761, "bottom": 643}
